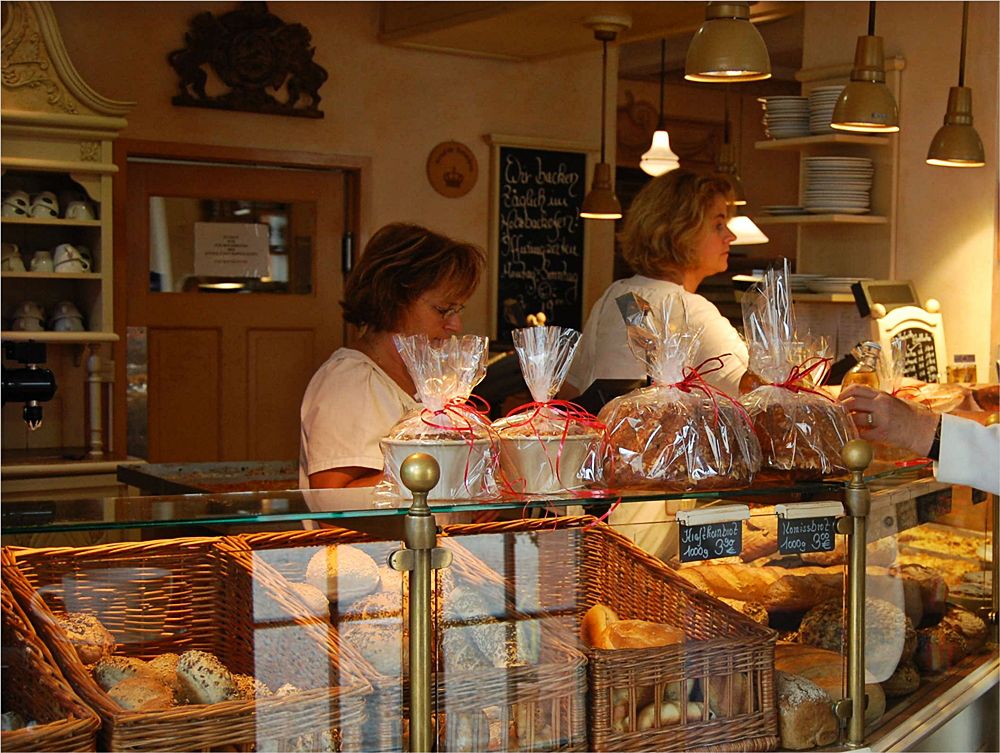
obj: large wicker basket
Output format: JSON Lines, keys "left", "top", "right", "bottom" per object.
{"left": 2, "top": 539, "right": 370, "bottom": 752}
{"left": 1, "top": 580, "right": 100, "bottom": 752}
{"left": 442, "top": 516, "right": 780, "bottom": 752}
{"left": 225, "top": 526, "right": 589, "bottom": 752}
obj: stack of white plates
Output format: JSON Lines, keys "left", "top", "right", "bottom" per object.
{"left": 759, "top": 95, "right": 809, "bottom": 139}
{"left": 788, "top": 273, "right": 824, "bottom": 292}
{"left": 805, "top": 276, "right": 873, "bottom": 294}
{"left": 808, "top": 85, "right": 845, "bottom": 134}
{"left": 761, "top": 204, "right": 806, "bottom": 216}
{"left": 803, "top": 156, "right": 873, "bottom": 214}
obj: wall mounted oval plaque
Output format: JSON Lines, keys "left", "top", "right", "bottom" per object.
{"left": 427, "top": 140, "right": 477, "bottom": 198}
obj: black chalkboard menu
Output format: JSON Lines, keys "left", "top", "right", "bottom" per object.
{"left": 678, "top": 520, "right": 743, "bottom": 563}
{"left": 495, "top": 146, "right": 587, "bottom": 343}
{"left": 777, "top": 516, "right": 837, "bottom": 555}
{"left": 897, "top": 326, "right": 939, "bottom": 382}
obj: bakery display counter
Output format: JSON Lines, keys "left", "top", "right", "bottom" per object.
{"left": 1, "top": 456, "right": 995, "bottom": 752}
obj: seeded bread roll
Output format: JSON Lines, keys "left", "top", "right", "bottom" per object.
{"left": 305, "top": 544, "right": 381, "bottom": 606}
{"left": 775, "top": 671, "right": 838, "bottom": 750}
{"left": 230, "top": 673, "right": 272, "bottom": 701}
{"left": 340, "top": 590, "right": 402, "bottom": 620}
{"left": 288, "top": 582, "right": 330, "bottom": 617}
{"left": 342, "top": 621, "right": 403, "bottom": 676}
{"left": 108, "top": 676, "right": 174, "bottom": 711}
{"left": 177, "top": 650, "right": 236, "bottom": 705}
{"left": 56, "top": 613, "right": 116, "bottom": 665}
{"left": 444, "top": 587, "right": 509, "bottom": 667}
{"left": 882, "top": 660, "right": 920, "bottom": 697}
{"left": 92, "top": 655, "right": 151, "bottom": 690}
{"left": 146, "top": 653, "right": 182, "bottom": 697}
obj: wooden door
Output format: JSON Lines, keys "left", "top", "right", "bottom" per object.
{"left": 125, "top": 160, "right": 345, "bottom": 462}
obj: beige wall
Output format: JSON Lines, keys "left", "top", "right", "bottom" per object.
{"left": 50, "top": 1, "right": 612, "bottom": 338}
{"left": 803, "top": 1, "right": 999, "bottom": 381}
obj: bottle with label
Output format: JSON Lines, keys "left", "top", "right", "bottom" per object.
{"left": 947, "top": 353, "right": 977, "bottom": 384}
{"left": 843, "top": 341, "right": 882, "bottom": 389}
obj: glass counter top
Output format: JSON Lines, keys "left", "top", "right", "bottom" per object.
{"left": 0, "top": 461, "right": 932, "bottom": 534}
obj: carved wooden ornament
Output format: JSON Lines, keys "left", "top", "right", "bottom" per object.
{"left": 167, "top": 1, "right": 328, "bottom": 119}
{"left": 426, "top": 141, "right": 478, "bottom": 198}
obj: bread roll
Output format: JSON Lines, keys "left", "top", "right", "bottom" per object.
{"left": 635, "top": 701, "right": 709, "bottom": 731}
{"left": 108, "top": 676, "right": 174, "bottom": 711}
{"left": 580, "top": 603, "right": 618, "bottom": 648}
{"left": 55, "top": 613, "right": 116, "bottom": 665}
{"left": 882, "top": 660, "right": 920, "bottom": 697}
{"left": 596, "top": 619, "right": 685, "bottom": 650}
{"left": 305, "top": 544, "right": 380, "bottom": 605}
{"left": 146, "top": 653, "right": 182, "bottom": 697}
{"left": 774, "top": 643, "right": 885, "bottom": 725}
{"left": 774, "top": 671, "right": 838, "bottom": 750}
{"left": 444, "top": 587, "right": 509, "bottom": 667}
{"left": 230, "top": 673, "right": 272, "bottom": 701}
{"left": 342, "top": 621, "right": 403, "bottom": 676}
{"left": 177, "top": 650, "right": 236, "bottom": 705}
{"left": 92, "top": 655, "right": 151, "bottom": 690}
{"left": 704, "top": 672, "right": 748, "bottom": 718}
{"left": 340, "top": 590, "right": 402, "bottom": 620}
{"left": 289, "top": 582, "right": 330, "bottom": 617}
{"left": 940, "top": 605, "right": 987, "bottom": 652}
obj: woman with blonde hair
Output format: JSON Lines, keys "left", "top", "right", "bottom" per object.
{"left": 565, "top": 168, "right": 749, "bottom": 398}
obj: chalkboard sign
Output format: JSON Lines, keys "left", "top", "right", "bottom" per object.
{"left": 897, "top": 326, "right": 939, "bottom": 382}
{"left": 778, "top": 516, "right": 837, "bottom": 555}
{"left": 679, "top": 520, "right": 743, "bottom": 563}
{"left": 495, "top": 146, "right": 587, "bottom": 343}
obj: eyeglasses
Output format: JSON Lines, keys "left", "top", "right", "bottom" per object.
{"left": 426, "top": 300, "right": 465, "bottom": 319}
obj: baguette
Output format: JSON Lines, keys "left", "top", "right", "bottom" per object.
{"left": 675, "top": 563, "right": 842, "bottom": 612}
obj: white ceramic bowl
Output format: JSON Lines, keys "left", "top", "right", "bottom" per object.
{"left": 382, "top": 438, "right": 492, "bottom": 501}
{"left": 496, "top": 432, "right": 597, "bottom": 494}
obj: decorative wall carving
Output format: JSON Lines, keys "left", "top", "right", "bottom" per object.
{"left": 167, "top": 2, "right": 328, "bottom": 119}
{"left": 1, "top": 2, "right": 78, "bottom": 114}
{"left": 80, "top": 141, "right": 100, "bottom": 161}
{"left": 617, "top": 90, "right": 722, "bottom": 168}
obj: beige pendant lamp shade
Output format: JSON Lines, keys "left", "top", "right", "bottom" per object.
{"left": 728, "top": 214, "right": 769, "bottom": 245}
{"left": 831, "top": 1, "right": 899, "bottom": 133}
{"left": 685, "top": 2, "right": 771, "bottom": 83}
{"left": 927, "top": 2, "right": 985, "bottom": 167}
{"left": 581, "top": 17, "right": 630, "bottom": 221}
{"left": 641, "top": 39, "right": 681, "bottom": 176}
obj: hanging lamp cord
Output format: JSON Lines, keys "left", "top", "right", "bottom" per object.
{"left": 958, "top": 0, "right": 969, "bottom": 86}
{"left": 658, "top": 39, "right": 666, "bottom": 130}
{"left": 867, "top": 0, "right": 876, "bottom": 35}
{"left": 599, "top": 38, "right": 609, "bottom": 162}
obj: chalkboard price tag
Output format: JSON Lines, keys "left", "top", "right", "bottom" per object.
{"left": 678, "top": 520, "right": 743, "bottom": 563}
{"left": 778, "top": 516, "right": 837, "bottom": 555}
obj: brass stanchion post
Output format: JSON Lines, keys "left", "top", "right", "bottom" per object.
{"left": 390, "top": 453, "right": 453, "bottom": 753}
{"left": 840, "top": 439, "right": 873, "bottom": 747}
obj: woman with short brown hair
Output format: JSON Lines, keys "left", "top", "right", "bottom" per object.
{"left": 300, "top": 222, "right": 485, "bottom": 489}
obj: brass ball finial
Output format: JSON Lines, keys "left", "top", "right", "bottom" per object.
{"left": 400, "top": 452, "right": 440, "bottom": 494}
{"left": 841, "top": 439, "right": 873, "bottom": 472}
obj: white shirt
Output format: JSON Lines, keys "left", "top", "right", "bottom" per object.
{"left": 937, "top": 413, "right": 1000, "bottom": 495}
{"left": 298, "top": 348, "right": 418, "bottom": 488}
{"left": 566, "top": 275, "right": 749, "bottom": 398}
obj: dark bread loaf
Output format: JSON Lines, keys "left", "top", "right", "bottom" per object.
{"left": 774, "top": 643, "right": 885, "bottom": 724}
{"left": 774, "top": 671, "right": 839, "bottom": 750}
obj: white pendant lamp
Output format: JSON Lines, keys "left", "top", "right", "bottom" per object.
{"left": 685, "top": 2, "right": 771, "bottom": 83}
{"left": 641, "top": 39, "right": 680, "bottom": 176}
{"left": 728, "top": 214, "right": 769, "bottom": 245}
{"left": 581, "top": 17, "right": 630, "bottom": 220}
{"left": 926, "top": 2, "right": 985, "bottom": 167}
{"left": 831, "top": 1, "right": 899, "bottom": 133}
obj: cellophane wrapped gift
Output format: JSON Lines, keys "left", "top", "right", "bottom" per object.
{"left": 491, "top": 326, "right": 604, "bottom": 494}
{"left": 739, "top": 263, "right": 858, "bottom": 475}
{"left": 597, "top": 293, "right": 762, "bottom": 490}
{"left": 376, "top": 334, "right": 498, "bottom": 502}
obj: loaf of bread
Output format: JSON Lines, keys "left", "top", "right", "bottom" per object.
{"left": 675, "top": 563, "right": 842, "bottom": 612}
{"left": 882, "top": 660, "right": 920, "bottom": 697}
{"left": 704, "top": 672, "right": 749, "bottom": 718}
{"left": 177, "top": 650, "right": 236, "bottom": 705}
{"left": 940, "top": 604, "right": 987, "bottom": 652}
{"left": 305, "top": 544, "right": 381, "bottom": 605}
{"left": 774, "top": 643, "right": 885, "bottom": 724}
{"left": 108, "top": 676, "right": 174, "bottom": 711}
{"left": 889, "top": 564, "right": 948, "bottom": 617}
{"left": 92, "top": 655, "right": 151, "bottom": 691}
{"left": 596, "top": 619, "right": 685, "bottom": 650}
{"left": 800, "top": 535, "right": 897, "bottom": 568}
{"left": 915, "top": 604, "right": 988, "bottom": 673}
{"left": 55, "top": 612, "right": 116, "bottom": 665}
{"left": 718, "top": 598, "right": 769, "bottom": 625}
{"left": 774, "top": 671, "right": 839, "bottom": 750}
{"left": 580, "top": 603, "right": 619, "bottom": 648}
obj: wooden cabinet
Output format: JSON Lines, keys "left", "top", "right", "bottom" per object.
{"left": 1, "top": 1, "right": 133, "bottom": 480}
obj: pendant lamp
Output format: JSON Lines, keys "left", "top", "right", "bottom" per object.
{"left": 581, "top": 17, "right": 629, "bottom": 220}
{"left": 641, "top": 39, "right": 680, "bottom": 176}
{"left": 831, "top": 1, "right": 899, "bottom": 133}
{"left": 728, "top": 214, "right": 769, "bottom": 245}
{"left": 926, "top": 2, "right": 985, "bottom": 167}
{"left": 716, "top": 95, "right": 747, "bottom": 206}
{"left": 685, "top": 2, "right": 771, "bottom": 83}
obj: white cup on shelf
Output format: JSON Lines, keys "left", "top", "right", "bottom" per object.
{"left": 1, "top": 244, "right": 25, "bottom": 271}
{"left": 2, "top": 190, "right": 30, "bottom": 217}
{"left": 64, "top": 200, "right": 96, "bottom": 220}
{"left": 29, "top": 250, "right": 54, "bottom": 272}
{"left": 30, "top": 191, "right": 59, "bottom": 218}
{"left": 54, "top": 243, "right": 91, "bottom": 273}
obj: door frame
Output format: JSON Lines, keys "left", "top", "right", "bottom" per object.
{"left": 112, "top": 140, "right": 371, "bottom": 458}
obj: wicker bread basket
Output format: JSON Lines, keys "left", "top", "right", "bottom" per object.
{"left": 1, "top": 579, "right": 100, "bottom": 752}
{"left": 442, "top": 516, "right": 780, "bottom": 752}
{"left": 225, "top": 526, "right": 589, "bottom": 752}
{"left": 2, "top": 539, "right": 369, "bottom": 752}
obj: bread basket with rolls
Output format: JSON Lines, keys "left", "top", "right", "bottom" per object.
{"left": 2, "top": 540, "right": 370, "bottom": 752}
{"left": 226, "top": 525, "right": 589, "bottom": 752}
{"left": 442, "top": 516, "right": 779, "bottom": 752}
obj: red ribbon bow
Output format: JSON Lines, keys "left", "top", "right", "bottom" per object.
{"left": 773, "top": 356, "right": 834, "bottom": 402}
{"left": 667, "top": 354, "right": 754, "bottom": 428}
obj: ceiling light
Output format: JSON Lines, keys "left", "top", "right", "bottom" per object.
{"left": 927, "top": 2, "right": 985, "bottom": 167}
{"left": 641, "top": 39, "right": 680, "bottom": 176}
{"left": 728, "top": 214, "right": 769, "bottom": 245}
{"left": 831, "top": 1, "right": 899, "bottom": 133}
{"left": 685, "top": 2, "right": 771, "bottom": 83}
{"left": 581, "top": 17, "right": 630, "bottom": 221}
